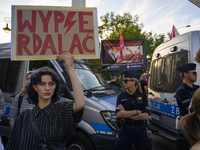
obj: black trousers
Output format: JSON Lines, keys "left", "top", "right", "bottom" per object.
{"left": 114, "top": 124, "right": 151, "bottom": 150}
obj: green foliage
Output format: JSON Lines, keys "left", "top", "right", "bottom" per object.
{"left": 167, "top": 31, "right": 171, "bottom": 39}
{"left": 98, "top": 12, "right": 165, "bottom": 83}
{"left": 99, "top": 12, "right": 144, "bottom": 40}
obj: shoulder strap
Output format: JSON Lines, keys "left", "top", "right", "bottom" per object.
{"left": 29, "top": 109, "right": 46, "bottom": 146}
{"left": 17, "top": 95, "right": 24, "bottom": 116}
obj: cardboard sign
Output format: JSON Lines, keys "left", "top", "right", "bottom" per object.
{"left": 11, "top": 5, "right": 99, "bottom": 60}
{"left": 100, "top": 39, "right": 147, "bottom": 71}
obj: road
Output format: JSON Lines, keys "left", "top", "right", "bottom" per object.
{"left": 148, "top": 130, "right": 178, "bottom": 150}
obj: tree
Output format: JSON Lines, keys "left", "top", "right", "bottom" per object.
{"left": 95, "top": 12, "right": 165, "bottom": 84}
{"left": 99, "top": 12, "right": 144, "bottom": 40}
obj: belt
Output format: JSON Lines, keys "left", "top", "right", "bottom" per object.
{"left": 126, "top": 120, "right": 145, "bottom": 126}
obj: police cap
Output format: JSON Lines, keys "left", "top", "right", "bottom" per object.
{"left": 124, "top": 70, "right": 141, "bottom": 80}
{"left": 111, "top": 72, "right": 117, "bottom": 76}
{"left": 176, "top": 63, "right": 196, "bottom": 73}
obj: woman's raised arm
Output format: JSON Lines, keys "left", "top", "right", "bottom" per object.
{"left": 56, "top": 52, "right": 85, "bottom": 113}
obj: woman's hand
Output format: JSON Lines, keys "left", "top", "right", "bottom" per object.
{"left": 118, "top": 104, "right": 125, "bottom": 111}
{"left": 56, "top": 52, "right": 74, "bottom": 69}
{"left": 138, "top": 110, "right": 142, "bottom": 114}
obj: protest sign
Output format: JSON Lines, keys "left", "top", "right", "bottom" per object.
{"left": 11, "top": 5, "right": 99, "bottom": 60}
{"left": 100, "top": 39, "right": 147, "bottom": 71}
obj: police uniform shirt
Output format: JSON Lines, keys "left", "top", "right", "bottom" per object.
{"left": 109, "top": 82, "right": 121, "bottom": 88}
{"left": 116, "top": 90, "right": 149, "bottom": 115}
{"left": 176, "top": 82, "right": 199, "bottom": 116}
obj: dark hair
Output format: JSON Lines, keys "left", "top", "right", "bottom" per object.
{"left": 111, "top": 76, "right": 117, "bottom": 80}
{"left": 180, "top": 71, "right": 189, "bottom": 79}
{"left": 26, "top": 67, "right": 61, "bottom": 104}
{"left": 180, "top": 88, "right": 200, "bottom": 144}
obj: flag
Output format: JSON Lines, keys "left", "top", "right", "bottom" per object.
{"left": 120, "top": 33, "right": 125, "bottom": 59}
{"left": 170, "top": 25, "right": 180, "bottom": 40}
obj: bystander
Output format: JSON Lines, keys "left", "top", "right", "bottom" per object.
{"left": 139, "top": 73, "right": 148, "bottom": 95}
{"left": 0, "top": 89, "right": 5, "bottom": 150}
{"left": 109, "top": 72, "right": 121, "bottom": 88}
{"left": 8, "top": 71, "right": 35, "bottom": 129}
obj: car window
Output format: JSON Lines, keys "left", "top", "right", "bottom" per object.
{"left": 149, "top": 50, "right": 188, "bottom": 93}
{"left": 149, "top": 58, "right": 163, "bottom": 91}
{"left": 0, "top": 59, "right": 21, "bottom": 93}
{"left": 0, "top": 59, "right": 8, "bottom": 91}
{"left": 163, "top": 55, "right": 173, "bottom": 92}
{"left": 171, "top": 50, "right": 188, "bottom": 92}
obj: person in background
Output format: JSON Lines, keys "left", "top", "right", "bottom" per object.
{"left": 109, "top": 72, "right": 121, "bottom": 88}
{"left": 6, "top": 52, "right": 85, "bottom": 150}
{"left": 144, "top": 73, "right": 148, "bottom": 83}
{"left": 180, "top": 88, "right": 200, "bottom": 150}
{"left": 114, "top": 70, "right": 151, "bottom": 150}
{"left": 0, "top": 89, "right": 6, "bottom": 120}
{"left": 189, "top": 48, "right": 200, "bottom": 113}
{"left": 139, "top": 73, "right": 148, "bottom": 95}
{"left": 0, "top": 89, "right": 6, "bottom": 150}
{"left": 176, "top": 63, "right": 199, "bottom": 150}
{"left": 8, "top": 71, "right": 35, "bottom": 129}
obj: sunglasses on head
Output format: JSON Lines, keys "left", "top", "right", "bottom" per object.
{"left": 26, "top": 70, "right": 34, "bottom": 74}
{"left": 188, "top": 71, "right": 197, "bottom": 75}
{"left": 123, "top": 79, "right": 133, "bottom": 83}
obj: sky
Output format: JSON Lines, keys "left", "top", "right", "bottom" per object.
{"left": 0, "top": 0, "right": 200, "bottom": 44}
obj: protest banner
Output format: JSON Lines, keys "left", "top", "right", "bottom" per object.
{"left": 11, "top": 5, "right": 99, "bottom": 60}
{"left": 100, "top": 39, "right": 147, "bottom": 71}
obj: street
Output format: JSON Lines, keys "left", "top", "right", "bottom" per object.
{"left": 148, "top": 130, "right": 178, "bottom": 150}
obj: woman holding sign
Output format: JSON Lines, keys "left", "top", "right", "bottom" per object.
{"left": 6, "top": 52, "right": 85, "bottom": 150}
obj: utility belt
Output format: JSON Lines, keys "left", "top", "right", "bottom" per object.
{"left": 117, "top": 119, "right": 145, "bottom": 128}
{"left": 126, "top": 120, "right": 145, "bottom": 126}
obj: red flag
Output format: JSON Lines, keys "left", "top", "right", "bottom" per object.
{"left": 170, "top": 25, "right": 180, "bottom": 40}
{"left": 120, "top": 33, "right": 125, "bottom": 59}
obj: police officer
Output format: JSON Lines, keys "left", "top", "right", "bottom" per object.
{"left": 176, "top": 63, "right": 199, "bottom": 150}
{"left": 109, "top": 72, "right": 121, "bottom": 88}
{"left": 114, "top": 70, "right": 151, "bottom": 150}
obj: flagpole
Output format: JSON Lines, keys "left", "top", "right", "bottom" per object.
{"left": 123, "top": 47, "right": 128, "bottom": 70}
{"left": 120, "top": 33, "right": 128, "bottom": 70}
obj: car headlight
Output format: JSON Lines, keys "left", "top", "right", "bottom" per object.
{"left": 100, "top": 110, "right": 119, "bottom": 132}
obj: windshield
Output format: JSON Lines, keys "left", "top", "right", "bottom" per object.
{"left": 62, "top": 60, "right": 107, "bottom": 90}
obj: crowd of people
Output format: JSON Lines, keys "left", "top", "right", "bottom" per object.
{"left": 1, "top": 48, "right": 200, "bottom": 150}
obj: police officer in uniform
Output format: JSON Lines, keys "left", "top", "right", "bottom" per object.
{"left": 109, "top": 72, "right": 121, "bottom": 88}
{"left": 114, "top": 70, "right": 151, "bottom": 150}
{"left": 176, "top": 63, "right": 199, "bottom": 150}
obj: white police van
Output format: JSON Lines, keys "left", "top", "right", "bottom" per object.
{"left": 148, "top": 31, "right": 200, "bottom": 141}
{"left": 0, "top": 42, "right": 122, "bottom": 150}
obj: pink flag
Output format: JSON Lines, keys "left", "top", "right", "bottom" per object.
{"left": 170, "top": 25, "right": 180, "bottom": 40}
{"left": 120, "top": 33, "right": 125, "bottom": 59}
